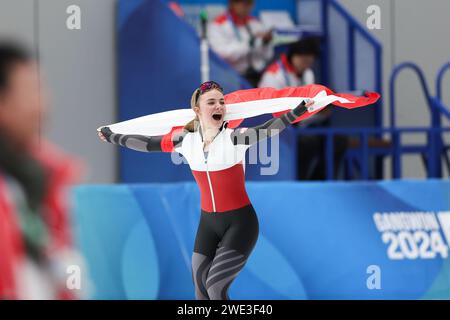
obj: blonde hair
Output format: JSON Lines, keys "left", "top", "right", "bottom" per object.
{"left": 184, "top": 88, "right": 200, "bottom": 132}
{"left": 184, "top": 82, "right": 224, "bottom": 132}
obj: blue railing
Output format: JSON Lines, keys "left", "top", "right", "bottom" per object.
{"left": 432, "top": 95, "right": 450, "bottom": 177}
{"left": 437, "top": 62, "right": 450, "bottom": 102}
{"left": 321, "top": 0, "right": 383, "bottom": 128}
{"left": 296, "top": 126, "right": 450, "bottom": 180}
{"left": 388, "top": 62, "right": 438, "bottom": 178}
{"left": 435, "top": 62, "right": 450, "bottom": 176}
{"left": 315, "top": 1, "right": 450, "bottom": 180}
{"left": 313, "top": 0, "right": 384, "bottom": 180}
{"left": 389, "top": 63, "right": 435, "bottom": 128}
{"left": 297, "top": 61, "right": 450, "bottom": 180}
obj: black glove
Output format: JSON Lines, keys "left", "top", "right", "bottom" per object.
{"left": 291, "top": 100, "right": 308, "bottom": 118}
{"left": 100, "top": 126, "right": 113, "bottom": 142}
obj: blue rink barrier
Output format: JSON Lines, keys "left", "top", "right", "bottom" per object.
{"left": 72, "top": 180, "right": 450, "bottom": 299}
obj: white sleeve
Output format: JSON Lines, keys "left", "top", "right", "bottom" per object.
{"left": 303, "top": 68, "right": 315, "bottom": 85}
{"left": 174, "top": 144, "right": 183, "bottom": 155}
{"left": 249, "top": 20, "right": 274, "bottom": 62}
{"left": 208, "top": 22, "right": 250, "bottom": 63}
{"left": 258, "top": 71, "right": 285, "bottom": 89}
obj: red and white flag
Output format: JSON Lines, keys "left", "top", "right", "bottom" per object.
{"left": 99, "top": 84, "right": 380, "bottom": 136}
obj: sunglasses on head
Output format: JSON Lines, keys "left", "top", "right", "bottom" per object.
{"left": 199, "top": 81, "right": 223, "bottom": 94}
{"left": 195, "top": 81, "right": 224, "bottom": 103}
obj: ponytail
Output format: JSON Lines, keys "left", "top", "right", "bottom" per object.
{"left": 184, "top": 116, "right": 199, "bottom": 132}
{"left": 184, "top": 88, "right": 201, "bottom": 132}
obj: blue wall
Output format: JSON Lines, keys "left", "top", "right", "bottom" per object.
{"left": 73, "top": 179, "right": 450, "bottom": 299}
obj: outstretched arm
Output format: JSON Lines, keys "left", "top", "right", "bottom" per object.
{"left": 230, "top": 99, "right": 312, "bottom": 146}
{"left": 98, "top": 126, "right": 185, "bottom": 153}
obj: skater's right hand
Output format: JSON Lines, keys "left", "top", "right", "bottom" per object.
{"left": 98, "top": 126, "right": 112, "bottom": 142}
{"left": 304, "top": 99, "right": 314, "bottom": 108}
{"left": 98, "top": 131, "right": 107, "bottom": 142}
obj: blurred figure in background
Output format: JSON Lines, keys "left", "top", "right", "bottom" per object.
{"left": 259, "top": 38, "right": 351, "bottom": 180}
{"left": 259, "top": 37, "right": 319, "bottom": 88}
{"left": 208, "top": 0, "right": 273, "bottom": 87}
{"left": 0, "top": 42, "right": 85, "bottom": 299}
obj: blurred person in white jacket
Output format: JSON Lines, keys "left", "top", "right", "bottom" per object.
{"left": 259, "top": 38, "right": 319, "bottom": 89}
{"left": 259, "top": 37, "right": 328, "bottom": 129}
{"left": 258, "top": 38, "right": 351, "bottom": 180}
{"left": 208, "top": 0, "right": 273, "bottom": 87}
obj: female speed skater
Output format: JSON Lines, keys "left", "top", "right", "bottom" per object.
{"left": 97, "top": 81, "right": 379, "bottom": 300}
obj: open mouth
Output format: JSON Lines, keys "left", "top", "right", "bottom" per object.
{"left": 212, "top": 113, "right": 223, "bottom": 121}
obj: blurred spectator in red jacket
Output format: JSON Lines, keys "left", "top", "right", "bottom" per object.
{"left": 0, "top": 42, "right": 85, "bottom": 299}
{"left": 258, "top": 38, "right": 353, "bottom": 180}
{"left": 208, "top": 0, "right": 274, "bottom": 87}
{"left": 259, "top": 37, "right": 320, "bottom": 88}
